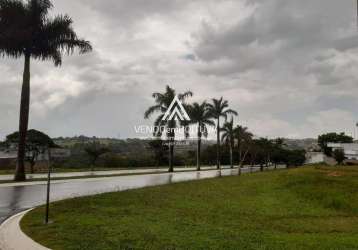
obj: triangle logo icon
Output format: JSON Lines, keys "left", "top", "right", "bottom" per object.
{"left": 162, "top": 95, "right": 190, "bottom": 121}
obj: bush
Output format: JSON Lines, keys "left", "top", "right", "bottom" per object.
{"left": 333, "top": 149, "right": 345, "bottom": 165}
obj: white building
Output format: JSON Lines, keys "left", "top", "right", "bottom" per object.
{"left": 305, "top": 152, "right": 325, "bottom": 164}
{"left": 327, "top": 143, "right": 358, "bottom": 160}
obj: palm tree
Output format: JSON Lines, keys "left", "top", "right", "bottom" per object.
{"left": 188, "top": 102, "right": 215, "bottom": 171}
{"left": 0, "top": 0, "right": 92, "bottom": 181}
{"left": 208, "top": 98, "right": 237, "bottom": 169}
{"left": 234, "top": 125, "right": 253, "bottom": 175}
{"left": 221, "top": 117, "right": 235, "bottom": 169}
{"left": 145, "top": 86, "right": 192, "bottom": 172}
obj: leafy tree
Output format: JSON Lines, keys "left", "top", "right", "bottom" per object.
{"left": 221, "top": 117, "right": 235, "bottom": 169}
{"left": 286, "top": 150, "right": 306, "bottom": 167}
{"left": 84, "top": 142, "right": 110, "bottom": 171}
{"left": 271, "top": 138, "right": 286, "bottom": 169}
{"left": 0, "top": 140, "right": 5, "bottom": 149}
{"left": 255, "top": 138, "right": 274, "bottom": 171}
{"left": 333, "top": 149, "right": 345, "bottom": 165}
{"left": 318, "top": 132, "right": 353, "bottom": 156}
{"left": 0, "top": 0, "right": 92, "bottom": 181}
{"left": 201, "top": 144, "right": 217, "bottom": 166}
{"left": 144, "top": 86, "right": 192, "bottom": 172}
{"left": 148, "top": 139, "right": 168, "bottom": 167}
{"left": 6, "top": 129, "right": 56, "bottom": 173}
{"left": 234, "top": 125, "right": 253, "bottom": 174}
{"left": 208, "top": 98, "right": 237, "bottom": 170}
{"left": 187, "top": 102, "right": 215, "bottom": 171}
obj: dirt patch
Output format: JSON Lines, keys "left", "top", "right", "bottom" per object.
{"left": 327, "top": 171, "right": 344, "bottom": 177}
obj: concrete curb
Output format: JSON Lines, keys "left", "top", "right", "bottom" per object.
{"left": 0, "top": 209, "right": 50, "bottom": 250}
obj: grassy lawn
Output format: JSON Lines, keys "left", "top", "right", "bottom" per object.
{"left": 21, "top": 166, "right": 358, "bottom": 250}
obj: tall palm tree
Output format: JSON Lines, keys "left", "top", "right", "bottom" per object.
{"left": 208, "top": 98, "right": 237, "bottom": 169}
{"left": 0, "top": 0, "right": 92, "bottom": 181}
{"left": 221, "top": 117, "right": 235, "bottom": 169}
{"left": 145, "top": 85, "right": 192, "bottom": 172}
{"left": 234, "top": 125, "right": 253, "bottom": 175}
{"left": 188, "top": 102, "right": 215, "bottom": 171}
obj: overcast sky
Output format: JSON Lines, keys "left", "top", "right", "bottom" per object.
{"left": 1, "top": 0, "right": 358, "bottom": 140}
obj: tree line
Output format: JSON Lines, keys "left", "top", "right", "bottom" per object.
{"left": 145, "top": 86, "right": 306, "bottom": 173}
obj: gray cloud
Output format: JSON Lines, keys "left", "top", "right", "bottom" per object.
{"left": 1, "top": 0, "right": 358, "bottom": 140}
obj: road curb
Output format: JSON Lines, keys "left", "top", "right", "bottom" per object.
{"left": 0, "top": 209, "right": 50, "bottom": 250}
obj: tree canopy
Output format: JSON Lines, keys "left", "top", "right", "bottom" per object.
{"left": 6, "top": 129, "right": 55, "bottom": 148}
{"left": 318, "top": 132, "right": 353, "bottom": 156}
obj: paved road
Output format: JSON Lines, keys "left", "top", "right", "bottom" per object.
{"left": 0, "top": 166, "right": 267, "bottom": 224}
{"left": 0, "top": 167, "right": 216, "bottom": 181}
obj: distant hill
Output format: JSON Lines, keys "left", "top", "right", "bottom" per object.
{"left": 283, "top": 138, "right": 319, "bottom": 151}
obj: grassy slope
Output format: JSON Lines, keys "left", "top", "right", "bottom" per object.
{"left": 21, "top": 166, "right": 358, "bottom": 250}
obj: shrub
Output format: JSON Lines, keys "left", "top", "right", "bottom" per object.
{"left": 333, "top": 149, "right": 345, "bottom": 165}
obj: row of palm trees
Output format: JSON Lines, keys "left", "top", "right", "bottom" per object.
{"left": 145, "top": 86, "right": 254, "bottom": 173}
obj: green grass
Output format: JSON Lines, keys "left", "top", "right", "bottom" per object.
{"left": 21, "top": 166, "right": 358, "bottom": 250}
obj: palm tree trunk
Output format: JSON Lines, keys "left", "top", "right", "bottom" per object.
{"left": 197, "top": 134, "right": 201, "bottom": 171}
{"left": 216, "top": 118, "right": 220, "bottom": 170}
{"left": 14, "top": 55, "right": 31, "bottom": 182}
{"left": 239, "top": 141, "right": 242, "bottom": 164}
{"left": 230, "top": 143, "right": 233, "bottom": 169}
{"left": 238, "top": 144, "right": 242, "bottom": 175}
{"left": 168, "top": 136, "right": 174, "bottom": 172}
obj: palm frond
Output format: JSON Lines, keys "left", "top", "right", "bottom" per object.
{"left": 0, "top": 0, "right": 92, "bottom": 62}
{"left": 0, "top": 0, "right": 28, "bottom": 58}
{"left": 28, "top": 0, "right": 53, "bottom": 22}
{"left": 153, "top": 114, "right": 165, "bottom": 137}
{"left": 223, "top": 109, "right": 238, "bottom": 117}
{"left": 178, "top": 91, "right": 193, "bottom": 101}
{"left": 144, "top": 105, "right": 163, "bottom": 119}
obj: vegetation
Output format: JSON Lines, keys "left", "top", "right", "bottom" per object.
{"left": 148, "top": 139, "right": 168, "bottom": 167}
{"left": 22, "top": 166, "right": 358, "bottom": 250}
{"left": 5, "top": 129, "right": 56, "bottom": 173}
{"left": 333, "top": 149, "right": 345, "bottom": 165}
{"left": 207, "top": 98, "right": 237, "bottom": 170}
{"left": 234, "top": 125, "right": 253, "bottom": 173}
{"left": 221, "top": 117, "right": 235, "bottom": 169}
{"left": 187, "top": 102, "right": 215, "bottom": 171}
{"left": 84, "top": 141, "right": 110, "bottom": 171}
{"left": 144, "top": 85, "right": 193, "bottom": 172}
{"left": 318, "top": 132, "right": 353, "bottom": 156}
{"left": 0, "top": 0, "right": 92, "bottom": 181}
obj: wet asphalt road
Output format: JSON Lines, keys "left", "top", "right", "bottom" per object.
{"left": 0, "top": 167, "right": 261, "bottom": 224}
